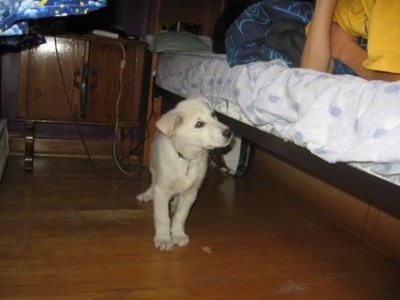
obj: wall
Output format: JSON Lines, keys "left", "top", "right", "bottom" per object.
{"left": 251, "top": 147, "right": 400, "bottom": 263}
{"left": 113, "top": 0, "right": 153, "bottom": 37}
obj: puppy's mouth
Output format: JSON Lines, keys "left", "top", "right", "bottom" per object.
{"left": 195, "top": 128, "right": 233, "bottom": 149}
{"left": 206, "top": 137, "right": 233, "bottom": 149}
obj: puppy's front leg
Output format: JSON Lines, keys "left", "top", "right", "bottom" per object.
{"left": 153, "top": 187, "right": 174, "bottom": 251}
{"left": 136, "top": 183, "right": 154, "bottom": 202}
{"left": 171, "top": 189, "right": 198, "bottom": 247}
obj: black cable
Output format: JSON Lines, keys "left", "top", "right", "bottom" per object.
{"left": 130, "top": 88, "right": 155, "bottom": 156}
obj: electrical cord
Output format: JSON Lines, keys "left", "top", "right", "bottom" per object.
{"left": 113, "top": 43, "right": 156, "bottom": 170}
{"left": 112, "top": 42, "right": 130, "bottom": 174}
{"left": 112, "top": 42, "right": 137, "bottom": 176}
{"left": 113, "top": 42, "right": 157, "bottom": 175}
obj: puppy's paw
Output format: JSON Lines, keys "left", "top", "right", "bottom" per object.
{"left": 154, "top": 235, "right": 174, "bottom": 251}
{"left": 172, "top": 233, "right": 190, "bottom": 247}
{"left": 136, "top": 192, "right": 152, "bottom": 202}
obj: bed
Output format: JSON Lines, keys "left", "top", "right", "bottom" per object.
{"left": 152, "top": 50, "right": 400, "bottom": 220}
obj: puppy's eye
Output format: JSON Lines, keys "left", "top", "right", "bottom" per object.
{"left": 195, "top": 121, "right": 205, "bottom": 128}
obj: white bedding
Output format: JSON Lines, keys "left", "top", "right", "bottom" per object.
{"left": 155, "top": 52, "right": 400, "bottom": 186}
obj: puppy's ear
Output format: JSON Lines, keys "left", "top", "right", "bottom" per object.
{"left": 199, "top": 96, "right": 213, "bottom": 110}
{"left": 156, "top": 111, "right": 183, "bottom": 137}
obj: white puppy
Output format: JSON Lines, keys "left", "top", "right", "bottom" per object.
{"left": 137, "top": 95, "right": 232, "bottom": 251}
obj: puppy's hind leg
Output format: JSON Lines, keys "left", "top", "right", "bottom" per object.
{"left": 171, "top": 189, "right": 198, "bottom": 247}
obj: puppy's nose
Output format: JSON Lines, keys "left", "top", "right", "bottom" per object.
{"left": 223, "top": 129, "right": 233, "bottom": 139}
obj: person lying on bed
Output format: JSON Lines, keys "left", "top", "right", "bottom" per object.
{"left": 225, "top": 0, "right": 400, "bottom": 81}
{"left": 301, "top": 0, "right": 400, "bottom": 82}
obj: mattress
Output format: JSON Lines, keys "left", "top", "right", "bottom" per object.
{"left": 155, "top": 52, "right": 400, "bottom": 186}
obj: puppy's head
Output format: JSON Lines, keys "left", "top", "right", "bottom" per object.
{"left": 156, "top": 95, "right": 232, "bottom": 149}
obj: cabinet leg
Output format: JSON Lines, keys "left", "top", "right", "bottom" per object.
{"left": 120, "top": 126, "right": 131, "bottom": 165}
{"left": 24, "top": 121, "right": 35, "bottom": 172}
{"left": 115, "top": 126, "right": 131, "bottom": 165}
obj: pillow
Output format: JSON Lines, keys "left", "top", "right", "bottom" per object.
{"left": 145, "top": 31, "right": 211, "bottom": 53}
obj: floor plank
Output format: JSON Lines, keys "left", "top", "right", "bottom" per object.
{"left": 0, "top": 156, "right": 399, "bottom": 299}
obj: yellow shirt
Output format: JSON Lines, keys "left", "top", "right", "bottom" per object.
{"left": 333, "top": 0, "right": 400, "bottom": 73}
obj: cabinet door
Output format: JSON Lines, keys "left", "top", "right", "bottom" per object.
{"left": 85, "top": 40, "right": 144, "bottom": 126}
{"left": 19, "top": 37, "right": 86, "bottom": 121}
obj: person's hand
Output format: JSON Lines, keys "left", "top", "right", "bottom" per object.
{"left": 329, "top": 22, "right": 359, "bottom": 62}
{"left": 329, "top": 22, "right": 400, "bottom": 81}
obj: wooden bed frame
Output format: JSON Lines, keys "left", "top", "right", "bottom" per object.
{"left": 153, "top": 88, "right": 400, "bottom": 220}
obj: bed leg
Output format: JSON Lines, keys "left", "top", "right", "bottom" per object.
{"left": 143, "top": 95, "right": 162, "bottom": 167}
{"left": 118, "top": 125, "right": 132, "bottom": 165}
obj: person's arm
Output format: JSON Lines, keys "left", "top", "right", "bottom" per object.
{"left": 300, "top": 0, "right": 338, "bottom": 72}
{"left": 330, "top": 23, "right": 400, "bottom": 82}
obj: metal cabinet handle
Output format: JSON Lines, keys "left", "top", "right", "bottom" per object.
{"left": 73, "top": 68, "right": 81, "bottom": 88}
{"left": 90, "top": 69, "right": 98, "bottom": 89}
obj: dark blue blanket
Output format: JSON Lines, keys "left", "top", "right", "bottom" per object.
{"left": 225, "top": 0, "right": 313, "bottom": 67}
{"left": 225, "top": 0, "right": 363, "bottom": 75}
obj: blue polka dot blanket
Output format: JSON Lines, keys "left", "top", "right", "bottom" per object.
{"left": 156, "top": 52, "right": 400, "bottom": 186}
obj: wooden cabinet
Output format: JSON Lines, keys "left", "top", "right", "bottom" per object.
{"left": 18, "top": 35, "right": 148, "bottom": 171}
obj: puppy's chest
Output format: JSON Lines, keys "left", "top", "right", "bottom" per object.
{"left": 171, "top": 157, "right": 207, "bottom": 190}
{"left": 179, "top": 156, "right": 207, "bottom": 176}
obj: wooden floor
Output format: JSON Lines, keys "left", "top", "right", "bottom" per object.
{"left": 1, "top": 156, "right": 400, "bottom": 299}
